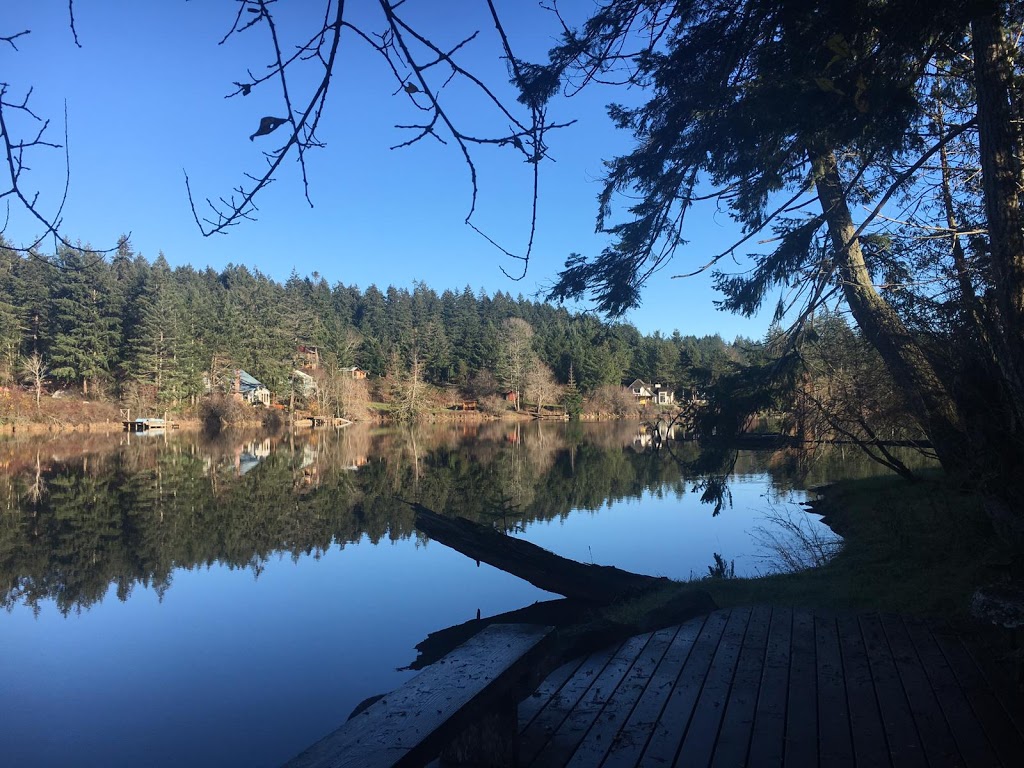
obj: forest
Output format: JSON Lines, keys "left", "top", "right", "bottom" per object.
{"left": 0, "top": 239, "right": 762, "bottom": 414}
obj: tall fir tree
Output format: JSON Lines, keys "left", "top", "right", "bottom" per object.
{"left": 48, "top": 248, "right": 120, "bottom": 395}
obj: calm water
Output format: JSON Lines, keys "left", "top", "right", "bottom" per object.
{"left": 0, "top": 421, "right": 902, "bottom": 767}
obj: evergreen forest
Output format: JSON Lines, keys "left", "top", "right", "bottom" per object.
{"left": 0, "top": 240, "right": 758, "bottom": 411}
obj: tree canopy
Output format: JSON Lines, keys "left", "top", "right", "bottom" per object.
{"left": 4, "top": 2, "right": 1022, "bottom": 520}
{"left": 531, "top": 0, "right": 1024, "bottom": 522}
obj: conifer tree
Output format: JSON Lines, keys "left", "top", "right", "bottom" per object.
{"left": 48, "top": 248, "right": 120, "bottom": 395}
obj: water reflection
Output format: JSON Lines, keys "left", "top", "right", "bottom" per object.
{"left": 0, "top": 422, "right": 938, "bottom": 768}
{"left": 0, "top": 421, "right": 930, "bottom": 616}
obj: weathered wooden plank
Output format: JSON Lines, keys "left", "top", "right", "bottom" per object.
{"left": 284, "top": 624, "right": 551, "bottom": 768}
{"left": 748, "top": 606, "right": 793, "bottom": 768}
{"left": 410, "top": 597, "right": 590, "bottom": 671}
{"left": 564, "top": 624, "right": 679, "bottom": 768}
{"left": 520, "top": 656, "right": 590, "bottom": 733}
{"left": 880, "top": 614, "right": 961, "bottom": 767}
{"left": 859, "top": 614, "right": 926, "bottom": 768}
{"left": 599, "top": 615, "right": 707, "bottom": 768}
{"left": 783, "top": 609, "right": 818, "bottom": 768}
{"left": 933, "top": 627, "right": 1024, "bottom": 767}
{"left": 959, "top": 629, "right": 1024, "bottom": 741}
{"left": 814, "top": 613, "right": 853, "bottom": 768}
{"left": 534, "top": 632, "right": 653, "bottom": 767}
{"left": 673, "top": 606, "right": 751, "bottom": 767}
{"left": 520, "top": 642, "right": 621, "bottom": 766}
{"left": 902, "top": 617, "right": 998, "bottom": 768}
{"left": 639, "top": 608, "right": 732, "bottom": 765}
{"left": 710, "top": 604, "right": 772, "bottom": 768}
{"left": 835, "top": 614, "right": 890, "bottom": 768}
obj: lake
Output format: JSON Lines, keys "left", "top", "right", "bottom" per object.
{"left": 0, "top": 421, "right": 901, "bottom": 767}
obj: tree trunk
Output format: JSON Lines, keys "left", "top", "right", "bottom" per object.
{"left": 971, "top": 9, "right": 1024, "bottom": 413}
{"left": 412, "top": 503, "right": 679, "bottom": 602}
{"left": 811, "top": 151, "right": 969, "bottom": 472}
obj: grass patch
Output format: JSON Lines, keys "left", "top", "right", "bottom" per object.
{"left": 703, "top": 472, "right": 1017, "bottom": 618}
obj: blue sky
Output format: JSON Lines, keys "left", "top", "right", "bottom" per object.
{"left": 5, "top": 1, "right": 772, "bottom": 340}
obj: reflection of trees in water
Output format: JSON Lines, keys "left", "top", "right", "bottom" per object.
{"left": 0, "top": 423, "right": 897, "bottom": 614}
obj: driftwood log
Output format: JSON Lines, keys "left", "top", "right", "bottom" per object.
{"left": 412, "top": 503, "right": 672, "bottom": 602}
{"left": 410, "top": 502, "right": 716, "bottom": 674}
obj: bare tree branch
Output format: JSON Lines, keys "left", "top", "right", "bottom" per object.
{"left": 185, "top": 0, "right": 573, "bottom": 281}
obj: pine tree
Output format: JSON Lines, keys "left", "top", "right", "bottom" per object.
{"left": 126, "top": 255, "right": 186, "bottom": 404}
{"left": 0, "top": 242, "right": 21, "bottom": 382}
{"left": 48, "top": 248, "right": 120, "bottom": 395}
{"left": 563, "top": 363, "right": 583, "bottom": 419}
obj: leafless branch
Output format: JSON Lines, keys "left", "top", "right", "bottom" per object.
{"left": 188, "top": 0, "right": 572, "bottom": 280}
{"left": 187, "top": 0, "right": 345, "bottom": 234}
{"left": 1, "top": 29, "right": 30, "bottom": 51}
{"left": 0, "top": 76, "right": 117, "bottom": 261}
{"left": 68, "top": 0, "right": 82, "bottom": 48}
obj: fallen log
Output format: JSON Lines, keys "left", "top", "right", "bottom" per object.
{"left": 412, "top": 503, "right": 672, "bottom": 602}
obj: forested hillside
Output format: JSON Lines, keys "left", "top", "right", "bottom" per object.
{"left": 0, "top": 240, "right": 752, "bottom": 409}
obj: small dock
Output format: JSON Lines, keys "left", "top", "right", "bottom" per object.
{"left": 519, "top": 606, "right": 1024, "bottom": 767}
{"left": 123, "top": 418, "right": 177, "bottom": 432}
{"left": 532, "top": 410, "right": 569, "bottom": 421}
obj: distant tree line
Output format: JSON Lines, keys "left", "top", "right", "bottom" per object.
{"left": 0, "top": 239, "right": 759, "bottom": 409}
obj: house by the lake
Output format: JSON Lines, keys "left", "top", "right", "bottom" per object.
{"left": 292, "top": 369, "right": 317, "bottom": 397}
{"left": 627, "top": 378, "right": 654, "bottom": 404}
{"left": 626, "top": 378, "right": 675, "bottom": 405}
{"left": 236, "top": 370, "right": 271, "bottom": 406}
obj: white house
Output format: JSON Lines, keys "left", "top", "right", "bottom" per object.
{"left": 626, "top": 378, "right": 654, "bottom": 404}
{"left": 626, "top": 378, "right": 675, "bottom": 405}
{"left": 292, "top": 369, "right": 316, "bottom": 397}
{"left": 237, "top": 370, "right": 271, "bottom": 406}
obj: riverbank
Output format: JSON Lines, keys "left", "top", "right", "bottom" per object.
{"left": 703, "top": 472, "right": 1018, "bottom": 619}
{"left": 572, "top": 471, "right": 1024, "bottom": 702}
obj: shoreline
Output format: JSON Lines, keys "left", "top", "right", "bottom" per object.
{"left": 0, "top": 407, "right": 654, "bottom": 436}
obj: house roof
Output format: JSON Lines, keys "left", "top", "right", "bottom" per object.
{"left": 627, "top": 378, "right": 653, "bottom": 395}
{"left": 238, "top": 370, "right": 264, "bottom": 391}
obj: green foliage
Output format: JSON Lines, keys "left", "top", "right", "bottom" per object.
{"left": 0, "top": 246, "right": 765, "bottom": 408}
{"left": 533, "top": 0, "right": 1024, "bottom": 509}
{"left": 541, "top": 0, "right": 980, "bottom": 316}
{"left": 48, "top": 247, "right": 121, "bottom": 394}
{"left": 562, "top": 364, "right": 584, "bottom": 419}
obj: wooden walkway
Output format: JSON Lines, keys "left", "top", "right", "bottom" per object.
{"left": 518, "top": 606, "right": 1024, "bottom": 767}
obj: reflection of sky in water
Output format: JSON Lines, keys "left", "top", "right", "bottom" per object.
{"left": 3, "top": 536, "right": 552, "bottom": 768}
{"left": 0, "top": 441, "right": 844, "bottom": 768}
{"left": 517, "top": 475, "right": 833, "bottom": 579}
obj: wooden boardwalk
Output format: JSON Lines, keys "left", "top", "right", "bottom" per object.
{"left": 518, "top": 606, "right": 1024, "bottom": 767}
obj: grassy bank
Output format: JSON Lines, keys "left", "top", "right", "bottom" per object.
{"left": 704, "top": 472, "right": 1017, "bottom": 618}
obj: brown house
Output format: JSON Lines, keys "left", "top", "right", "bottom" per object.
{"left": 297, "top": 345, "right": 321, "bottom": 370}
{"left": 342, "top": 366, "right": 368, "bottom": 380}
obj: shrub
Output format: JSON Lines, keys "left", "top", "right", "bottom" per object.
{"left": 586, "top": 384, "right": 638, "bottom": 417}
{"left": 478, "top": 395, "right": 508, "bottom": 416}
{"left": 199, "top": 394, "right": 247, "bottom": 433}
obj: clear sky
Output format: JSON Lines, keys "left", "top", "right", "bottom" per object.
{"left": 5, "top": 1, "right": 772, "bottom": 340}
